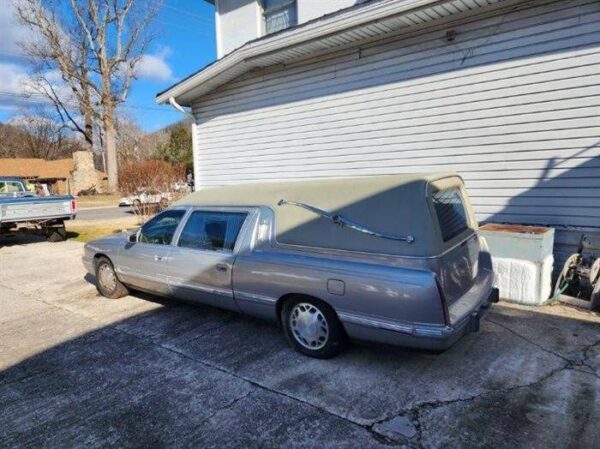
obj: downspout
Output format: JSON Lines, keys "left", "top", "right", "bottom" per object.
{"left": 168, "top": 97, "right": 199, "bottom": 192}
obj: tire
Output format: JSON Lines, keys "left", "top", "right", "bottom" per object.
{"left": 47, "top": 226, "right": 67, "bottom": 242}
{"left": 281, "top": 296, "right": 346, "bottom": 359}
{"left": 553, "top": 253, "right": 580, "bottom": 297}
{"left": 95, "top": 256, "right": 129, "bottom": 299}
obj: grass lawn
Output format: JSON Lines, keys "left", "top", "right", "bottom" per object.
{"left": 66, "top": 225, "right": 128, "bottom": 243}
{"left": 76, "top": 194, "right": 122, "bottom": 209}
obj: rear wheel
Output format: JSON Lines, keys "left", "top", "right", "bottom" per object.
{"left": 95, "top": 256, "right": 129, "bottom": 299}
{"left": 46, "top": 224, "right": 67, "bottom": 242}
{"left": 281, "top": 297, "right": 346, "bottom": 359}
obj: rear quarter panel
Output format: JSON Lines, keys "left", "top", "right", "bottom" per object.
{"left": 232, "top": 250, "right": 445, "bottom": 327}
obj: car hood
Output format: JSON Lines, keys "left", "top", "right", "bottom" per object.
{"left": 86, "top": 233, "right": 129, "bottom": 250}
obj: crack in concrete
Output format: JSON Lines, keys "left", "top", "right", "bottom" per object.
{"left": 486, "top": 318, "right": 575, "bottom": 363}
{"left": 374, "top": 326, "right": 600, "bottom": 448}
{"left": 581, "top": 338, "right": 600, "bottom": 373}
{"left": 367, "top": 319, "right": 600, "bottom": 447}
{"left": 488, "top": 318, "right": 600, "bottom": 375}
{"left": 171, "top": 390, "right": 254, "bottom": 444}
{"left": 5, "top": 281, "right": 600, "bottom": 448}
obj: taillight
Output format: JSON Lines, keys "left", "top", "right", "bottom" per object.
{"left": 71, "top": 199, "right": 77, "bottom": 213}
{"left": 435, "top": 275, "right": 450, "bottom": 326}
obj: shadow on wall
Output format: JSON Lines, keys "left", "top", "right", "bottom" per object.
{"left": 482, "top": 141, "right": 600, "bottom": 268}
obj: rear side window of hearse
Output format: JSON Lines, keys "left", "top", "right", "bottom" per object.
{"left": 431, "top": 188, "right": 470, "bottom": 242}
{"left": 178, "top": 211, "right": 248, "bottom": 252}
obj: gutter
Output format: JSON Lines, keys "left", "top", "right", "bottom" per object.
{"left": 168, "top": 97, "right": 194, "bottom": 120}
{"left": 168, "top": 97, "right": 199, "bottom": 191}
{"left": 156, "top": 0, "right": 447, "bottom": 105}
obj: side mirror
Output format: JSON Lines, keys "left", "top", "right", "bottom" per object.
{"left": 128, "top": 232, "right": 138, "bottom": 243}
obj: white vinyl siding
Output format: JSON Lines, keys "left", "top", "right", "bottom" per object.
{"left": 193, "top": 0, "right": 600, "bottom": 231}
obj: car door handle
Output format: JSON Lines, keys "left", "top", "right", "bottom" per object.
{"left": 154, "top": 255, "right": 170, "bottom": 262}
{"left": 215, "top": 263, "right": 228, "bottom": 272}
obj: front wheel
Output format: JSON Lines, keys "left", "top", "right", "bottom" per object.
{"left": 95, "top": 256, "right": 129, "bottom": 299}
{"left": 281, "top": 297, "right": 346, "bottom": 359}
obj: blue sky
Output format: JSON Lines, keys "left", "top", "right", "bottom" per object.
{"left": 0, "top": 0, "right": 217, "bottom": 132}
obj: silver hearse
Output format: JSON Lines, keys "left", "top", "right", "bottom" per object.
{"left": 83, "top": 173, "right": 498, "bottom": 358}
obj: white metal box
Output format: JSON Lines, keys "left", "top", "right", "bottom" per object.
{"left": 479, "top": 224, "right": 555, "bottom": 306}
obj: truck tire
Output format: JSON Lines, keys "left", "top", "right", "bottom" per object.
{"left": 47, "top": 226, "right": 67, "bottom": 242}
{"left": 281, "top": 296, "right": 346, "bottom": 359}
{"left": 95, "top": 256, "right": 129, "bottom": 299}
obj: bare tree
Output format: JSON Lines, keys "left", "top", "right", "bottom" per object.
{"left": 14, "top": 0, "right": 161, "bottom": 192}
{"left": 115, "top": 114, "right": 168, "bottom": 162}
{"left": 12, "top": 108, "right": 85, "bottom": 159}
{"left": 0, "top": 107, "right": 85, "bottom": 160}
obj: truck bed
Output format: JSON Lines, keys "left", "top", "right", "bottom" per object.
{"left": 0, "top": 196, "right": 76, "bottom": 224}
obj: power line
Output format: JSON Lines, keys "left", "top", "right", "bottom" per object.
{"left": 144, "top": 0, "right": 214, "bottom": 25}
{"left": 0, "top": 91, "right": 177, "bottom": 113}
{"left": 162, "top": 1, "right": 214, "bottom": 25}
{"left": 154, "top": 18, "right": 214, "bottom": 36}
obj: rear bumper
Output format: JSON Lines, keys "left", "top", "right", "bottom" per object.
{"left": 341, "top": 270, "right": 497, "bottom": 351}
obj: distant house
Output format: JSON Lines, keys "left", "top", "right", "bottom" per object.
{"left": 157, "top": 0, "right": 600, "bottom": 259}
{"left": 0, "top": 151, "right": 107, "bottom": 195}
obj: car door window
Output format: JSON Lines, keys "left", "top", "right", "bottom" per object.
{"left": 178, "top": 211, "right": 247, "bottom": 252}
{"left": 138, "top": 209, "right": 186, "bottom": 245}
{"left": 6, "top": 182, "right": 24, "bottom": 193}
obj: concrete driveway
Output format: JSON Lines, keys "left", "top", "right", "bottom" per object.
{"left": 1, "top": 235, "right": 599, "bottom": 448}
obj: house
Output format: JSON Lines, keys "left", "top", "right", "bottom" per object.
{"left": 0, "top": 151, "right": 107, "bottom": 195}
{"left": 157, "top": 0, "right": 600, "bottom": 262}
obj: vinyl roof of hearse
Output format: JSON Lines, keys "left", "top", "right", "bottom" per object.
{"left": 177, "top": 173, "right": 471, "bottom": 257}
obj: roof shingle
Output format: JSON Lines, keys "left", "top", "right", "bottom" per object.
{"left": 0, "top": 158, "right": 75, "bottom": 179}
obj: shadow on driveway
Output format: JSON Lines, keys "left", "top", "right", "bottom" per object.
{"left": 1, "top": 275, "right": 599, "bottom": 448}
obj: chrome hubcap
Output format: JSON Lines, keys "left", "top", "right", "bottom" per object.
{"left": 289, "top": 303, "right": 329, "bottom": 350}
{"left": 98, "top": 263, "right": 117, "bottom": 292}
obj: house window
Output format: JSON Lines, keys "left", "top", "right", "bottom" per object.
{"left": 263, "top": 0, "right": 297, "bottom": 34}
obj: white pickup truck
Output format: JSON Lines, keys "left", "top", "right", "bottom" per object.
{"left": 0, "top": 177, "right": 77, "bottom": 241}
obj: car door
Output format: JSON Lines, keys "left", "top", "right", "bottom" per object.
{"left": 167, "top": 209, "right": 248, "bottom": 311}
{"left": 117, "top": 209, "right": 187, "bottom": 295}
